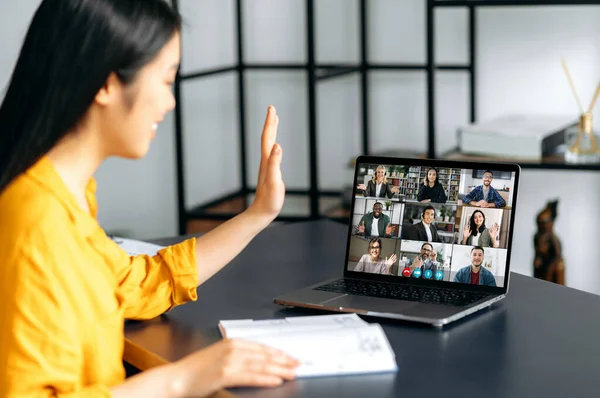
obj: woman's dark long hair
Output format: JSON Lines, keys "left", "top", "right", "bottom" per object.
{"left": 423, "top": 167, "right": 439, "bottom": 187}
{"left": 0, "top": 0, "right": 181, "bottom": 193}
{"left": 469, "top": 210, "right": 486, "bottom": 237}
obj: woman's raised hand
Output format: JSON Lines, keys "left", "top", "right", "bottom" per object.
{"left": 249, "top": 106, "right": 285, "bottom": 222}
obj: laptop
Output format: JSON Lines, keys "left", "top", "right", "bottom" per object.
{"left": 274, "top": 155, "right": 521, "bottom": 327}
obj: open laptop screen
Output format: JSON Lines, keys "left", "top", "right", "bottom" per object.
{"left": 346, "top": 157, "right": 519, "bottom": 290}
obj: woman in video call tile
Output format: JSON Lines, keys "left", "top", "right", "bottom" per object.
{"left": 353, "top": 238, "right": 398, "bottom": 274}
{"left": 356, "top": 164, "right": 400, "bottom": 198}
{"left": 461, "top": 210, "right": 499, "bottom": 248}
{"left": 416, "top": 167, "right": 447, "bottom": 203}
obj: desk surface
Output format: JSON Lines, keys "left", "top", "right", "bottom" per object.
{"left": 125, "top": 219, "right": 600, "bottom": 398}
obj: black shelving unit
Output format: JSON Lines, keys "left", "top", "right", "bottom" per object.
{"left": 431, "top": 0, "right": 600, "bottom": 172}
{"left": 172, "top": 0, "right": 600, "bottom": 234}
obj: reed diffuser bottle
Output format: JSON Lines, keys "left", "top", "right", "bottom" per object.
{"left": 562, "top": 57, "right": 600, "bottom": 164}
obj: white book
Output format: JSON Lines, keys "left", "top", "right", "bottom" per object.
{"left": 218, "top": 314, "right": 398, "bottom": 378}
{"left": 458, "top": 114, "right": 576, "bottom": 159}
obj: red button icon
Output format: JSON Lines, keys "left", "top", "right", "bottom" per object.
{"left": 402, "top": 267, "right": 411, "bottom": 277}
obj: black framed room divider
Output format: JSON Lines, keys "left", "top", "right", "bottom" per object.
{"left": 171, "top": 0, "right": 600, "bottom": 235}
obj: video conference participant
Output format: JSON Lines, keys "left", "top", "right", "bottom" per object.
{"left": 356, "top": 164, "right": 400, "bottom": 198}
{"left": 453, "top": 246, "right": 497, "bottom": 286}
{"left": 462, "top": 170, "right": 506, "bottom": 208}
{"left": 461, "top": 210, "right": 499, "bottom": 248}
{"left": 353, "top": 238, "right": 398, "bottom": 274}
{"left": 0, "top": 0, "right": 298, "bottom": 395}
{"left": 356, "top": 202, "right": 393, "bottom": 238}
{"left": 410, "top": 243, "right": 440, "bottom": 279}
{"left": 416, "top": 167, "right": 447, "bottom": 203}
{"left": 404, "top": 206, "right": 441, "bottom": 242}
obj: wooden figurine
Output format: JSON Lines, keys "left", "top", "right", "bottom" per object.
{"left": 533, "top": 200, "right": 565, "bottom": 285}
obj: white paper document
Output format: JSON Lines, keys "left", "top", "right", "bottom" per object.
{"left": 218, "top": 314, "right": 397, "bottom": 378}
{"left": 111, "top": 237, "right": 165, "bottom": 256}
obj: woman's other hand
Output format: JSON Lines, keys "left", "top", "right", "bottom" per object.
{"left": 170, "top": 338, "right": 300, "bottom": 398}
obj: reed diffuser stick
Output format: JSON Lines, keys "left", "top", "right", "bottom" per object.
{"left": 587, "top": 81, "right": 600, "bottom": 113}
{"left": 561, "top": 57, "right": 584, "bottom": 113}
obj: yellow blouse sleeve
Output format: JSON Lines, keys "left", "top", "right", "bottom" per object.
{"left": 84, "top": 178, "right": 198, "bottom": 319}
{"left": 95, "top": 235, "right": 199, "bottom": 320}
{"left": 0, "top": 246, "right": 111, "bottom": 397}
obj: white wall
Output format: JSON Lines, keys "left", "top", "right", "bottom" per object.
{"left": 3, "top": 2, "right": 600, "bottom": 294}
{"left": 0, "top": 1, "right": 39, "bottom": 90}
{"left": 512, "top": 169, "right": 600, "bottom": 295}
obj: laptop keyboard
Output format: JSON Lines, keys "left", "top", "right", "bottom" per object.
{"left": 314, "top": 278, "right": 490, "bottom": 307}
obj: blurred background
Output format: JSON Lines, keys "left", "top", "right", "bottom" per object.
{"left": 3, "top": 0, "right": 600, "bottom": 294}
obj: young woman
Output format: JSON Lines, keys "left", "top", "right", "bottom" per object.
{"left": 0, "top": 0, "right": 298, "bottom": 397}
{"left": 353, "top": 238, "right": 397, "bottom": 274}
{"left": 356, "top": 164, "right": 400, "bottom": 198}
{"left": 461, "top": 210, "right": 499, "bottom": 248}
{"left": 416, "top": 167, "right": 447, "bottom": 203}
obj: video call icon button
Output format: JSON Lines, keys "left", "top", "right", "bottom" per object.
{"left": 413, "top": 269, "right": 422, "bottom": 278}
{"left": 424, "top": 269, "right": 433, "bottom": 279}
{"left": 435, "top": 270, "right": 444, "bottom": 281}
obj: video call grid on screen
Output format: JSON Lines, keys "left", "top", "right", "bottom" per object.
{"left": 347, "top": 161, "right": 517, "bottom": 288}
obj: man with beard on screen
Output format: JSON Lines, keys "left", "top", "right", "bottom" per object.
{"left": 409, "top": 242, "right": 440, "bottom": 279}
{"left": 462, "top": 170, "right": 506, "bottom": 208}
{"left": 453, "top": 246, "right": 497, "bottom": 287}
{"left": 356, "top": 202, "right": 393, "bottom": 238}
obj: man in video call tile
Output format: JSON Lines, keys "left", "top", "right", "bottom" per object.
{"left": 453, "top": 246, "right": 497, "bottom": 287}
{"left": 356, "top": 202, "right": 393, "bottom": 238}
{"left": 411, "top": 243, "right": 440, "bottom": 277}
{"left": 405, "top": 206, "right": 441, "bottom": 242}
{"left": 462, "top": 170, "right": 506, "bottom": 208}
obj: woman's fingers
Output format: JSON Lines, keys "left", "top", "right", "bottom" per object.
{"left": 257, "top": 106, "right": 279, "bottom": 187}
{"left": 220, "top": 341, "right": 299, "bottom": 387}
{"left": 265, "top": 144, "right": 283, "bottom": 186}
{"left": 244, "top": 358, "right": 298, "bottom": 381}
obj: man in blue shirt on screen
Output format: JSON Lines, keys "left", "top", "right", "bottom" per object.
{"left": 462, "top": 170, "right": 506, "bottom": 208}
{"left": 453, "top": 246, "right": 497, "bottom": 287}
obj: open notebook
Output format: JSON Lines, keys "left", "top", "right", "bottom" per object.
{"left": 218, "top": 314, "right": 397, "bottom": 378}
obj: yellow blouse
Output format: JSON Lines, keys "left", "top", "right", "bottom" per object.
{"left": 0, "top": 156, "right": 198, "bottom": 397}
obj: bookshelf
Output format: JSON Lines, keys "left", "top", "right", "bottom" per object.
{"left": 356, "top": 165, "right": 462, "bottom": 203}
{"left": 417, "top": 167, "right": 462, "bottom": 202}
{"left": 356, "top": 164, "right": 421, "bottom": 200}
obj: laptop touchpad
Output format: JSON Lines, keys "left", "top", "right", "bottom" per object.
{"left": 322, "top": 295, "right": 416, "bottom": 313}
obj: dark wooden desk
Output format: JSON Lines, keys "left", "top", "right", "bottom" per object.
{"left": 125, "top": 219, "right": 600, "bottom": 398}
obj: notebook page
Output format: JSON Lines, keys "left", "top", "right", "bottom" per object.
{"left": 219, "top": 314, "right": 368, "bottom": 339}
{"left": 244, "top": 324, "right": 397, "bottom": 378}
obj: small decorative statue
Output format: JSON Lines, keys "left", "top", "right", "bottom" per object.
{"left": 533, "top": 200, "right": 564, "bottom": 285}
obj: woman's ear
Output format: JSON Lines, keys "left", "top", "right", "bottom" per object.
{"left": 95, "top": 72, "right": 122, "bottom": 107}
